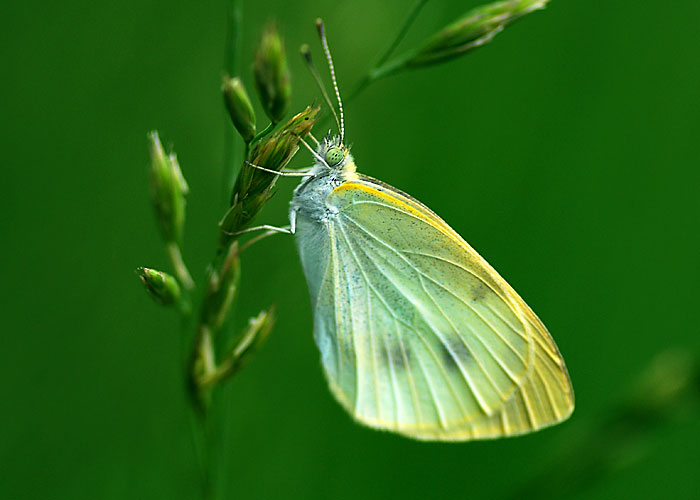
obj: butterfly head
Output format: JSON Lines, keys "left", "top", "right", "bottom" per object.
{"left": 317, "top": 134, "right": 351, "bottom": 170}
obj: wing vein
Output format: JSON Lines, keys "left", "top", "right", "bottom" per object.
{"left": 336, "top": 222, "right": 453, "bottom": 428}
{"left": 420, "top": 273, "right": 521, "bottom": 389}
{"left": 366, "top": 285, "right": 383, "bottom": 422}
{"left": 533, "top": 363, "right": 560, "bottom": 420}
{"left": 519, "top": 382, "right": 538, "bottom": 429}
{"left": 529, "top": 319, "right": 563, "bottom": 364}
{"left": 394, "top": 316, "right": 422, "bottom": 428}
{"left": 382, "top": 317, "right": 401, "bottom": 427}
{"left": 341, "top": 214, "right": 528, "bottom": 368}
{"left": 329, "top": 229, "right": 343, "bottom": 387}
{"left": 535, "top": 348, "right": 571, "bottom": 394}
{"left": 341, "top": 199, "right": 525, "bottom": 344}
{"left": 330, "top": 226, "right": 360, "bottom": 413}
{"left": 403, "top": 251, "right": 528, "bottom": 344}
{"left": 417, "top": 274, "right": 495, "bottom": 415}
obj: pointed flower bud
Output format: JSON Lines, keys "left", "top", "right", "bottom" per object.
{"left": 244, "top": 105, "right": 318, "bottom": 191}
{"left": 194, "top": 307, "right": 276, "bottom": 390}
{"left": 220, "top": 105, "right": 319, "bottom": 238}
{"left": 148, "top": 131, "right": 189, "bottom": 245}
{"left": 253, "top": 23, "right": 291, "bottom": 124}
{"left": 230, "top": 307, "right": 275, "bottom": 371}
{"left": 223, "top": 76, "right": 256, "bottom": 143}
{"left": 136, "top": 267, "right": 181, "bottom": 305}
{"left": 408, "top": 0, "right": 550, "bottom": 67}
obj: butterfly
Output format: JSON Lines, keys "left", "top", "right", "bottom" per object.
{"left": 261, "top": 20, "right": 573, "bottom": 441}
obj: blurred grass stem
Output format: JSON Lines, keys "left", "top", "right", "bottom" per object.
{"left": 222, "top": 0, "right": 243, "bottom": 206}
{"left": 166, "top": 241, "right": 194, "bottom": 291}
{"left": 348, "top": 0, "right": 428, "bottom": 102}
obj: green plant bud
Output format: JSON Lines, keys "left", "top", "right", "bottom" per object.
{"left": 408, "top": 0, "right": 549, "bottom": 67}
{"left": 136, "top": 267, "right": 180, "bottom": 305}
{"left": 148, "top": 131, "right": 189, "bottom": 245}
{"left": 243, "top": 105, "right": 319, "bottom": 193}
{"left": 194, "top": 307, "right": 275, "bottom": 390}
{"left": 222, "top": 105, "right": 319, "bottom": 238}
{"left": 230, "top": 307, "right": 275, "bottom": 370}
{"left": 223, "top": 76, "right": 256, "bottom": 143}
{"left": 253, "top": 23, "right": 291, "bottom": 123}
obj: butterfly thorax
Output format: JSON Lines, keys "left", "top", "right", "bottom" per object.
{"left": 290, "top": 135, "right": 357, "bottom": 224}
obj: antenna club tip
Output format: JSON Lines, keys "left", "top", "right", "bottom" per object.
{"left": 300, "top": 44, "right": 311, "bottom": 59}
{"left": 315, "top": 18, "right": 324, "bottom": 33}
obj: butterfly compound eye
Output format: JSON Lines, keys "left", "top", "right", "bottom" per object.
{"left": 325, "top": 146, "right": 345, "bottom": 167}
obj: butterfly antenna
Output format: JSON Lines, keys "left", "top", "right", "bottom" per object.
{"left": 301, "top": 44, "right": 341, "bottom": 137}
{"left": 296, "top": 134, "right": 328, "bottom": 167}
{"left": 308, "top": 132, "right": 320, "bottom": 147}
{"left": 315, "top": 19, "right": 345, "bottom": 142}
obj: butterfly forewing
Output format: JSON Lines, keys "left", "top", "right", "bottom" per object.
{"left": 296, "top": 174, "right": 573, "bottom": 440}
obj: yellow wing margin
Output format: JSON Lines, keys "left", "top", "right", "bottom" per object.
{"left": 327, "top": 176, "right": 573, "bottom": 440}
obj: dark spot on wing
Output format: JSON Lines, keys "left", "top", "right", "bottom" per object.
{"left": 441, "top": 338, "right": 473, "bottom": 370}
{"left": 397, "top": 344, "right": 412, "bottom": 370}
{"left": 471, "top": 281, "right": 488, "bottom": 301}
{"left": 381, "top": 341, "right": 412, "bottom": 371}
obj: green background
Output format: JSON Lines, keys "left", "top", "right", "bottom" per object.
{"left": 2, "top": 0, "right": 699, "bottom": 499}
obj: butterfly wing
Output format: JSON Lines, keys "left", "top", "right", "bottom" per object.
{"left": 296, "top": 175, "right": 573, "bottom": 440}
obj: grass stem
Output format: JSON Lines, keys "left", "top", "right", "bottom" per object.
{"left": 167, "top": 241, "right": 194, "bottom": 291}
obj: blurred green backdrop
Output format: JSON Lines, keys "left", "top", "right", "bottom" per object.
{"left": 2, "top": 0, "right": 699, "bottom": 499}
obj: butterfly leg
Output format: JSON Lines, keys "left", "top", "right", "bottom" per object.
{"left": 220, "top": 224, "right": 293, "bottom": 253}
{"left": 225, "top": 224, "right": 292, "bottom": 236}
{"left": 282, "top": 165, "right": 315, "bottom": 175}
{"left": 245, "top": 161, "right": 313, "bottom": 177}
{"left": 237, "top": 227, "right": 291, "bottom": 253}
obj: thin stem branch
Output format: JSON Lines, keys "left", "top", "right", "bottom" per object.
{"left": 167, "top": 241, "right": 194, "bottom": 291}
{"left": 346, "top": 0, "right": 428, "bottom": 103}
{"left": 377, "top": 0, "right": 428, "bottom": 68}
{"left": 222, "top": 0, "right": 243, "bottom": 206}
{"left": 313, "top": 0, "right": 428, "bottom": 131}
{"left": 210, "top": 5, "right": 245, "bottom": 496}
{"left": 250, "top": 122, "right": 276, "bottom": 146}
{"left": 198, "top": 325, "right": 217, "bottom": 376}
